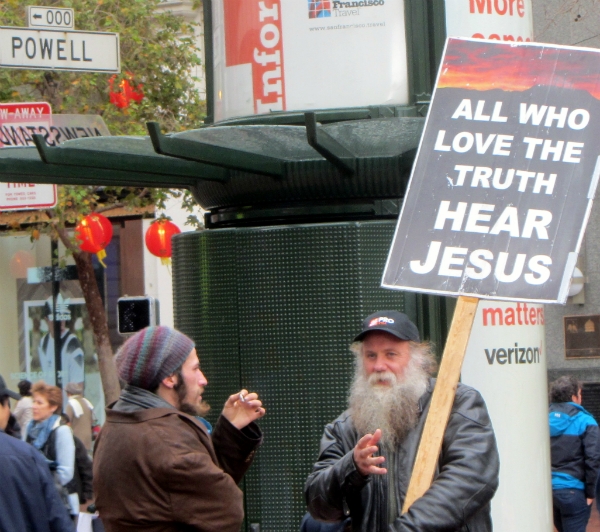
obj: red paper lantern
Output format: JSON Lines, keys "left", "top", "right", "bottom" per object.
{"left": 109, "top": 72, "right": 144, "bottom": 109}
{"left": 75, "top": 213, "right": 113, "bottom": 267}
{"left": 145, "top": 219, "right": 181, "bottom": 266}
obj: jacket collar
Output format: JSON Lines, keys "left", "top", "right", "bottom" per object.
{"left": 104, "top": 402, "right": 211, "bottom": 437}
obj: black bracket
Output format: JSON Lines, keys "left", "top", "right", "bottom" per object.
{"left": 147, "top": 122, "right": 284, "bottom": 179}
{"left": 32, "top": 134, "right": 228, "bottom": 184}
{"left": 304, "top": 112, "right": 355, "bottom": 176}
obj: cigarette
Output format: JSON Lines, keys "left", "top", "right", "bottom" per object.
{"left": 239, "top": 392, "right": 247, "bottom": 403}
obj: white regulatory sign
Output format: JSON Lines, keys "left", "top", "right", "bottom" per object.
{"left": 0, "top": 27, "right": 120, "bottom": 73}
{"left": 27, "top": 6, "right": 74, "bottom": 29}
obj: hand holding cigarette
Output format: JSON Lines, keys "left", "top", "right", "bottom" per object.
{"left": 222, "top": 389, "right": 266, "bottom": 429}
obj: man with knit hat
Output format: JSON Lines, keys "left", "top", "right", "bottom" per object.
{"left": 93, "top": 325, "right": 264, "bottom": 532}
{"left": 305, "top": 310, "right": 498, "bottom": 532}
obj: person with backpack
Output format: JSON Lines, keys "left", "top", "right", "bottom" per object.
{"left": 25, "top": 381, "right": 78, "bottom": 519}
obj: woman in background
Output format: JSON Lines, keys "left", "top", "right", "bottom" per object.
{"left": 25, "top": 381, "right": 77, "bottom": 519}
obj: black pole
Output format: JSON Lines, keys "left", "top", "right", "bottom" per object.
{"left": 51, "top": 239, "right": 62, "bottom": 391}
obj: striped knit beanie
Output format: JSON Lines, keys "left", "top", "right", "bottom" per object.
{"left": 116, "top": 326, "right": 195, "bottom": 390}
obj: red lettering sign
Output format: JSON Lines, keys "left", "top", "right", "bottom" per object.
{"left": 469, "top": 0, "right": 525, "bottom": 17}
{"left": 223, "top": 0, "right": 286, "bottom": 114}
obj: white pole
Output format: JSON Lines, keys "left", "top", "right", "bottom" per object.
{"left": 460, "top": 300, "right": 553, "bottom": 532}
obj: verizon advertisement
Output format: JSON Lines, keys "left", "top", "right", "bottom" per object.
{"left": 445, "top": 0, "right": 533, "bottom": 42}
{"left": 461, "top": 300, "right": 552, "bottom": 531}
{"left": 211, "top": 0, "right": 409, "bottom": 121}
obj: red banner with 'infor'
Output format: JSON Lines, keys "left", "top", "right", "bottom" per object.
{"left": 224, "top": 0, "right": 286, "bottom": 113}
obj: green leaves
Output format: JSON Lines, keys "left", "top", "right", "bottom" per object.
{"left": 1, "top": 0, "right": 206, "bottom": 231}
{"left": 1, "top": 0, "right": 205, "bottom": 132}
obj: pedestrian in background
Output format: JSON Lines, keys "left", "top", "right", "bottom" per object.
{"left": 25, "top": 381, "right": 78, "bottom": 519}
{"left": 65, "top": 382, "right": 95, "bottom": 454}
{"left": 13, "top": 379, "right": 33, "bottom": 438}
{"left": 0, "top": 374, "right": 74, "bottom": 532}
{"left": 61, "top": 413, "right": 94, "bottom": 514}
{"left": 549, "top": 375, "right": 600, "bottom": 532}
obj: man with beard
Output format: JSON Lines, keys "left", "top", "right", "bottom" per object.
{"left": 93, "top": 326, "right": 265, "bottom": 532}
{"left": 304, "top": 311, "right": 499, "bottom": 532}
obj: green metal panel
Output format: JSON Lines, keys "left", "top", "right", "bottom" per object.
{"left": 172, "top": 220, "right": 450, "bottom": 531}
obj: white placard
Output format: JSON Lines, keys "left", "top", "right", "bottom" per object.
{"left": 0, "top": 27, "right": 120, "bottom": 73}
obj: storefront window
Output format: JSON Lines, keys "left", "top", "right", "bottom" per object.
{"left": 1, "top": 232, "right": 106, "bottom": 424}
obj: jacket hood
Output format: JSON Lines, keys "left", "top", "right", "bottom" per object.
{"left": 549, "top": 402, "right": 588, "bottom": 437}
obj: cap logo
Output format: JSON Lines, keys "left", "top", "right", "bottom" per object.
{"left": 369, "top": 317, "right": 395, "bottom": 327}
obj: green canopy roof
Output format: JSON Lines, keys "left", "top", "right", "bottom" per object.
{"left": 0, "top": 115, "right": 425, "bottom": 222}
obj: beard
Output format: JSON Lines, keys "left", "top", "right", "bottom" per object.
{"left": 174, "top": 378, "right": 211, "bottom": 417}
{"left": 349, "top": 349, "right": 432, "bottom": 450}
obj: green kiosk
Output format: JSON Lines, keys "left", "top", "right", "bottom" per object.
{"left": 0, "top": 1, "right": 453, "bottom": 529}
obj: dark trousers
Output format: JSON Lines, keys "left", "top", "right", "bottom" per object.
{"left": 553, "top": 489, "right": 591, "bottom": 532}
{"left": 300, "top": 513, "right": 350, "bottom": 532}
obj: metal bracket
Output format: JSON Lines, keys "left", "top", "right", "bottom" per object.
{"left": 147, "top": 122, "right": 284, "bottom": 178}
{"left": 304, "top": 112, "right": 355, "bottom": 176}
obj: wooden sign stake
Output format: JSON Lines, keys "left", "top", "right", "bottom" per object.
{"left": 402, "top": 295, "right": 479, "bottom": 513}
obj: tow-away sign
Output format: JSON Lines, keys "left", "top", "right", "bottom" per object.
{"left": 0, "top": 102, "right": 57, "bottom": 211}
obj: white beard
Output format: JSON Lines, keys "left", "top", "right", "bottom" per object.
{"left": 349, "top": 354, "right": 430, "bottom": 450}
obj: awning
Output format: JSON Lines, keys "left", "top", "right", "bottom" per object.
{"left": 0, "top": 114, "right": 425, "bottom": 224}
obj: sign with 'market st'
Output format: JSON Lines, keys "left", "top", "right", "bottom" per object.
{"left": 382, "top": 38, "right": 600, "bottom": 304}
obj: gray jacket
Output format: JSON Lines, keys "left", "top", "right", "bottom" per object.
{"left": 304, "top": 379, "right": 499, "bottom": 531}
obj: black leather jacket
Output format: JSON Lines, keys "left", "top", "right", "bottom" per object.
{"left": 304, "top": 379, "right": 499, "bottom": 531}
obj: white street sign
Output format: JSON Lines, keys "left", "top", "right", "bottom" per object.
{"left": 0, "top": 182, "right": 57, "bottom": 211}
{"left": 27, "top": 7, "right": 74, "bottom": 30}
{"left": 0, "top": 27, "right": 120, "bottom": 73}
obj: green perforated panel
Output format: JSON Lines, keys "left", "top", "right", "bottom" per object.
{"left": 172, "top": 221, "right": 445, "bottom": 531}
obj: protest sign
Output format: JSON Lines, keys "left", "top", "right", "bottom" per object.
{"left": 382, "top": 38, "right": 600, "bottom": 304}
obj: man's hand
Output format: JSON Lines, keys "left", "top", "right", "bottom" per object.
{"left": 222, "top": 389, "right": 266, "bottom": 430}
{"left": 353, "top": 429, "right": 387, "bottom": 476}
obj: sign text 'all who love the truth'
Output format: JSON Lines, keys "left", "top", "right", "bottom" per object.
{"left": 0, "top": 6, "right": 119, "bottom": 73}
{"left": 382, "top": 38, "right": 600, "bottom": 304}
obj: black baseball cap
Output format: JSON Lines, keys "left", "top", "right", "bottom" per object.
{"left": 353, "top": 310, "right": 420, "bottom": 343}
{"left": 0, "top": 375, "right": 21, "bottom": 400}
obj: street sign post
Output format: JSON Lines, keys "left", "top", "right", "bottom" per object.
{"left": 0, "top": 26, "right": 120, "bottom": 73}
